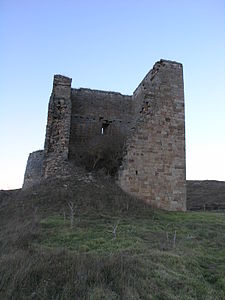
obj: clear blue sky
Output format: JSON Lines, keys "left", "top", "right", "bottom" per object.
{"left": 0, "top": 0, "right": 225, "bottom": 189}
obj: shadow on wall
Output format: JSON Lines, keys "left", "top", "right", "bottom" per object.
{"left": 70, "top": 132, "right": 126, "bottom": 177}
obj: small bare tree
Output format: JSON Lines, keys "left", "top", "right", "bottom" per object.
{"left": 173, "top": 230, "right": 177, "bottom": 248}
{"left": 62, "top": 209, "right": 66, "bottom": 224}
{"left": 164, "top": 224, "right": 177, "bottom": 249}
{"left": 112, "top": 221, "right": 119, "bottom": 239}
{"left": 33, "top": 207, "right": 38, "bottom": 225}
{"left": 67, "top": 201, "right": 75, "bottom": 228}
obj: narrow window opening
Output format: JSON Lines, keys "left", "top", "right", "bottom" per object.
{"left": 135, "top": 170, "right": 138, "bottom": 175}
{"left": 101, "top": 123, "right": 109, "bottom": 135}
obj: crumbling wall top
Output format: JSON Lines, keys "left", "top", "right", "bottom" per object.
{"left": 53, "top": 75, "right": 72, "bottom": 86}
{"left": 72, "top": 87, "right": 131, "bottom": 97}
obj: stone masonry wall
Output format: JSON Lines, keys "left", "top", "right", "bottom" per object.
{"left": 118, "top": 60, "right": 186, "bottom": 211}
{"left": 23, "top": 150, "right": 44, "bottom": 189}
{"left": 42, "top": 75, "right": 72, "bottom": 178}
{"left": 69, "top": 89, "right": 133, "bottom": 159}
{"left": 23, "top": 59, "right": 186, "bottom": 211}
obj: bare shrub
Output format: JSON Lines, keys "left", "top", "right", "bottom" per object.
{"left": 74, "top": 132, "right": 126, "bottom": 177}
{"left": 67, "top": 201, "right": 75, "bottom": 228}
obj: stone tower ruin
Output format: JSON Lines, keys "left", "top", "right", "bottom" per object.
{"left": 23, "top": 59, "right": 186, "bottom": 211}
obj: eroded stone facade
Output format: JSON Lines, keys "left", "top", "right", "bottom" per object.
{"left": 23, "top": 150, "right": 44, "bottom": 189}
{"left": 23, "top": 59, "right": 186, "bottom": 211}
{"left": 118, "top": 61, "right": 186, "bottom": 211}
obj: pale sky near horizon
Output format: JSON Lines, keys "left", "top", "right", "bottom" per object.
{"left": 0, "top": 0, "right": 225, "bottom": 190}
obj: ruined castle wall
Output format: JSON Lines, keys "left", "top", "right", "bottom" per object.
{"left": 43, "top": 75, "right": 72, "bottom": 177}
{"left": 118, "top": 60, "right": 186, "bottom": 211}
{"left": 69, "top": 89, "right": 133, "bottom": 159}
{"left": 23, "top": 150, "right": 44, "bottom": 189}
{"left": 22, "top": 59, "right": 186, "bottom": 211}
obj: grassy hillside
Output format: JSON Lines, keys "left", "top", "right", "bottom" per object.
{"left": 187, "top": 180, "right": 225, "bottom": 210}
{"left": 0, "top": 176, "right": 225, "bottom": 299}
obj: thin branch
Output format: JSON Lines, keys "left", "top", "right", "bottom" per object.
{"left": 112, "top": 221, "right": 119, "bottom": 239}
{"left": 173, "top": 230, "right": 177, "bottom": 248}
{"left": 68, "top": 201, "right": 75, "bottom": 228}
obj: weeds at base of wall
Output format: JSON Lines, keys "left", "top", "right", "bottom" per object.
{"left": 70, "top": 134, "right": 126, "bottom": 177}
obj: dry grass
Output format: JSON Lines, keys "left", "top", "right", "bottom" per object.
{"left": 0, "top": 176, "right": 225, "bottom": 299}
